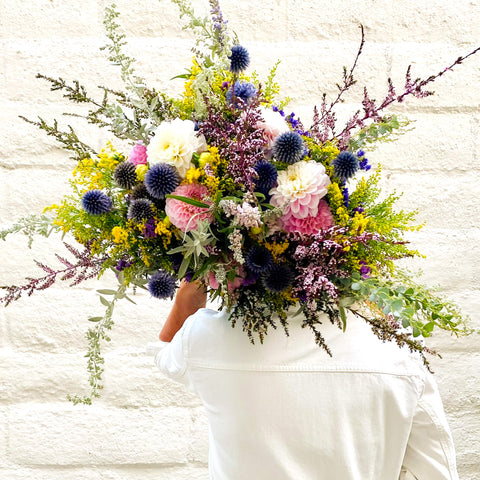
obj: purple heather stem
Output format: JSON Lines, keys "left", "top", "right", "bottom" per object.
{"left": 335, "top": 43, "right": 480, "bottom": 144}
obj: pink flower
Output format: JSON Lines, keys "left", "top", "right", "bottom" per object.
{"left": 282, "top": 199, "right": 334, "bottom": 235}
{"left": 165, "top": 183, "right": 212, "bottom": 232}
{"left": 128, "top": 141, "right": 148, "bottom": 166}
{"left": 269, "top": 160, "right": 330, "bottom": 219}
{"left": 256, "top": 107, "right": 290, "bottom": 152}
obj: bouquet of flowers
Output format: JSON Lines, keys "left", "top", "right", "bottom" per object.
{"left": 1, "top": 1, "right": 477, "bottom": 404}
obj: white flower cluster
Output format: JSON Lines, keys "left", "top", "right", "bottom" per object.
{"left": 146, "top": 118, "right": 207, "bottom": 177}
{"left": 228, "top": 229, "right": 245, "bottom": 265}
{"left": 219, "top": 200, "right": 262, "bottom": 229}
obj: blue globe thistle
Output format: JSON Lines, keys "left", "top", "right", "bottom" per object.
{"left": 226, "top": 81, "right": 257, "bottom": 106}
{"left": 254, "top": 161, "right": 278, "bottom": 195}
{"left": 229, "top": 45, "right": 250, "bottom": 74}
{"left": 130, "top": 183, "right": 151, "bottom": 201}
{"left": 148, "top": 270, "right": 177, "bottom": 299}
{"left": 114, "top": 161, "right": 138, "bottom": 189}
{"left": 127, "top": 198, "right": 154, "bottom": 222}
{"left": 272, "top": 132, "right": 304, "bottom": 164}
{"left": 262, "top": 263, "right": 295, "bottom": 293}
{"left": 81, "top": 189, "right": 113, "bottom": 215}
{"left": 332, "top": 151, "right": 359, "bottom": 180}
{"left": 246, "top": 245, "right": 274, "bottom": 275}
{"left": 144, "top": 164, "right": 179, "bottom": 199}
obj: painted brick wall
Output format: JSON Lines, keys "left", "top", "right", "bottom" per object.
{"left": 1, "top": 1, "right": 479, "bottom": 479}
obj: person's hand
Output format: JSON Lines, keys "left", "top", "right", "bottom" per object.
{"left": 159, "top": 279, "right": 207, "bottom": 342}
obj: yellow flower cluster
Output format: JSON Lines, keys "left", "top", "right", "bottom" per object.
{"left": 154, "top": 219, "right": 173, "bottom": 249}
{"left": 328, "top": 183, "right": 350, "bottom": 226}
{"left": 201, "top": 146, "right": 227, "bottom": 195}
{"left": 263, "top": 240, "right": 289, "bottom": 260}
{"left": 72, "top": 142, "right": 123, "bottom": 191}
{"left": 112, "top": 226, "right": 129, "bottom": 244}
{"left": 350, "top": 211, "right": 370, "bottom": 235}
{"left": 181, "top": 58, "right": 203, "bottom": 115}
{"left": 322, "top": 142, "right": 340, "bottom": 162}
{"left": 183, "top": 167, "right": 203, "bottom": 184}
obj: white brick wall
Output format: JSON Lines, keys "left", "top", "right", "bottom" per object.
{"left": 1, "top": 1, "right": 479, "bottom": 478}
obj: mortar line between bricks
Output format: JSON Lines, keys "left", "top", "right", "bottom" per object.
{"left": 10, "top": 462, "right": 208, "bottom": 470}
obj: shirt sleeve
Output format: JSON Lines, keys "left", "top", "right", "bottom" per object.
{"left": 151, "top": 314, "right": 196, "bottom": 390}
{"left": 402, "top": 370, "right": 459, "bottom": 480}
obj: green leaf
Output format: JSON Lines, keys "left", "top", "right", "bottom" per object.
{"left": 88, "top": 317, "right": 103, "bottom": 322}
{"left": 339, "top": 305, "right": 347, "bottom": 332}
{"left": 170, "top": 73, "right": 191, "bottom": 80}
{"left": 100, "top": 296, "right": 111, "bottom": 307}
{"left": 351, "top": 282, "right": 361, "bottom": 291}
{"left": 97, "top": 289, "right": 117, "bottom": 295}
{"left": 178, "top": 256, "right": 191, "bottom": 278}
{"left": 124, "top": 295, "right": 137, "bottom": 305}
{"left": 424, "top": 322, "right": 435, "bottom": 332}
{"left": 391, "top": 299, "right": 404, "bottom": 312}
{"left": 165, "top": 194, "right": 210, "bottom": 208}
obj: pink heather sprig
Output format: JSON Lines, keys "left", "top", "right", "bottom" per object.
{"left": 335, "top": 44, "right": 480, "bottom": 149}
{"left": 199, "top": 98, "right": 265, "bottom": 190}
{"left": 309, "top": 25, "right": 365, "bottom": 142}
{"left": 0, "top": 243, "right": 105, "bottom": 306}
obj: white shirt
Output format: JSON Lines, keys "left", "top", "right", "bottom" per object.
{"left": 152, "top": 308, "right": 458, "bottom": 480}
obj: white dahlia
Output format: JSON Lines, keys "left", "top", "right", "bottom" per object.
{"left": 146, "top": 118, "right": 206, "bottom": 177}
{"left": 269, "top": 160, "right": 331, "bottom": 219}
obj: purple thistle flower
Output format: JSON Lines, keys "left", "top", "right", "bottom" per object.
{"left": 246, "top": 245, "right": 274, "bottom": 275}
{"left": 226, "top": 81, "right": 257, "bottom": 107}
{"left": 81, "top": 190, "right": 112, "bottom": 215}
{"left": 254, "top": 161, "right": 278, "bottom": 195}
{"left": 273, "top": 131, "right": 304, "bottom": 164}
{"left": 229, "top": 45, "right": 250, "bottom": 74}
{"left": 332, "top": 151, "right": 359, "bottom": 180}
{"left": 145, "top": 163, "right": 179, "bottom": 199}
{"left": 262, "top": 263, "right": 294, "bottom": 293}
{"left": 148, "top": 270, "right": 177, "bottom": 299}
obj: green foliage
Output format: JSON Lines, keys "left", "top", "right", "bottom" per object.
{"left": 19, "top": 116, "right": 95, "bottom": 161}
{"left": 0, "top": 214, "right": 58, "bottom": 247}
{"left": 347, "top": 272, "right": 470, "bottom": 338}
{"left": 349, "top": 115, "right": 412, "bottom": 151}
{"left": 67, "top": 272, "right": 130, "bottom": 405}
{"left": 170, "top": 0, "right": 235, "bottom": 67}
{"left": 348, "top": 167, "right": 421, "bottom": 269}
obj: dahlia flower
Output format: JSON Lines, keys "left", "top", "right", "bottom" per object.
{"left": 147, "top": 119, "right": 207, "bottom": 177}
{"left": 165, "top": 183, "right": 212, "bottom": 232}
{"left": 282, "top": 199, "right": 334, "bottom": 235}
{"left": 269, "top": 160, "right": 330, "bottom": 219}
{"left": 257, "top": 107, "right": 290, "bottom": 151}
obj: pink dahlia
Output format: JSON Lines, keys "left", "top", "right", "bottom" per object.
{"left": 165, "top": 183, "right": 212, "bottom": 232}
{"left": 269, "top": 160, "right": 331, "bottom": 219}
{"left": 282, "top": 199, "right": 334, "bottom": 235}
{"left": 128, "top": 141, "right": 148, "bottom": 166}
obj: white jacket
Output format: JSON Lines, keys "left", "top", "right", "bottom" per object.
{"left": 152, "top": 308, "right": 458, "bottom": 480}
